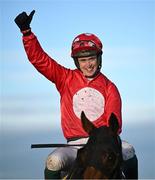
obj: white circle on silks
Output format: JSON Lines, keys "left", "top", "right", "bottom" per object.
{"left": 73, "top": 87, "right": 105, "bottom": 122}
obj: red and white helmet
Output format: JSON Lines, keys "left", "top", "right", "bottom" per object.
{"left": 71, "top": 33, "right": 103, "bottom": 58}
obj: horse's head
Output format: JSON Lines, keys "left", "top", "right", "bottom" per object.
{"left": 74, "top": 112, "right": 123, "bottom": 179}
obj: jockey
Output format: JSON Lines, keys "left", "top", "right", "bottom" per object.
{"left": 14, "top": 10, "right": 138, "bottom": 179}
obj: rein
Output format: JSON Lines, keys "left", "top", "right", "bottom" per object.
{"left": 31, "top": 143, "right": 85, "bottom": 148}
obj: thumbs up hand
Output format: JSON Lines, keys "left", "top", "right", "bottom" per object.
{"left": 14, "top": 10, "right": 35, "bottom": 31}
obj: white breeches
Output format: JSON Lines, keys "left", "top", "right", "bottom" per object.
{"left": 46, "top": 138, "right": 135, "bottom": 171}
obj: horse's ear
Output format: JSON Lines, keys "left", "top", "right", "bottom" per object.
{"left": 109, "top": 113, "right": 119, "bottom": 135}
{"left": 81, "top": 111, "right": 96, "bottom": 134}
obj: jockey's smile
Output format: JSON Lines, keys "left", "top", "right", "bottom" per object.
{"left": 78, "top": 55, "right": 98, "bottom": 78}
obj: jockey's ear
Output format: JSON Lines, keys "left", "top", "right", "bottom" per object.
{"left": 81, "top": 111, "right": 96, "bottom": 134}
{"left": 109, "top": 113, "right": 119, "bottom": 135}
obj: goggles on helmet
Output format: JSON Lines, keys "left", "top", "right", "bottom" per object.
{"left": 71, "top": 33, "right": 103, "bottom": 58}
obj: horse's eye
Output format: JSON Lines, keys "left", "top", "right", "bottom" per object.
{"left": 108, "top": 156, "right": 113, "bottom": 160}
{"left": 102, "top": 152, "right": 115, "bottom": 165}
{"left": 109, "top": 152, "right": 116, "bottom": 159}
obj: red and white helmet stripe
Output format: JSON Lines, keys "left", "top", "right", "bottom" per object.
{"left": 71, "top": 33, "right": 103, "bottom": 57}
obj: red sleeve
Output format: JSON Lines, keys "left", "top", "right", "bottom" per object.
{"left": 22, "top": 32, "right": 69, "bottom": 93}
{"left": 104, "top": 82, "right": 122, "bottom": 134}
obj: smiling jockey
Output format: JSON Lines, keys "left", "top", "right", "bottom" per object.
{"left": 14, "top": 10, "right": 138, "bottom": 179}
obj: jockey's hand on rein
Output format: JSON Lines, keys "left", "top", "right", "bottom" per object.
{"left": 14, "top": 10, "right": 35, "bottom": 31}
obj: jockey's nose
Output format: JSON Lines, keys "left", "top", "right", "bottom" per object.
{"left": 85, "top": 59, "right": 92, "bottom": 67}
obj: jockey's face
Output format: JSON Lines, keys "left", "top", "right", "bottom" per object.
{"left": 78, "top": 55, "right": 98, "bottom": 78}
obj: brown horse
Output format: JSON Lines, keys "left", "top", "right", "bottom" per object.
{"left": 66, "top": 111, "right": 123, "bottom": 179}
